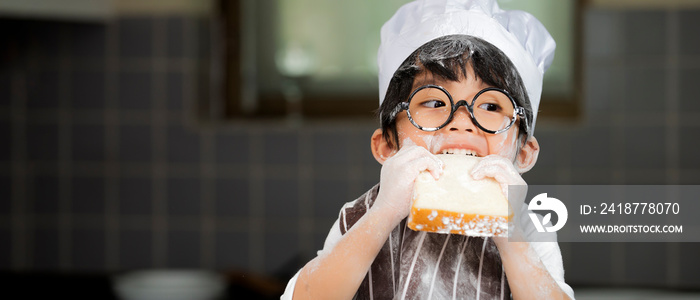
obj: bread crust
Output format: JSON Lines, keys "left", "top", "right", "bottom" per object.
{"left": 408, "top": 206, "right": 509, "bottom": 236}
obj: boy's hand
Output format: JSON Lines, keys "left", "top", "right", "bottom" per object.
{"left": 470, "top": 154, "right": 529, "bottom": 240}
{"left": 374, "top": 145, "right": 443, "bottom": 225}
{"left": 470, "top": 154, "right": 526, "bottom": 195}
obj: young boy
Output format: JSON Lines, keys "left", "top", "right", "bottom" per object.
{"left": 282, "top": 0, "right": 574, "bottom": 299}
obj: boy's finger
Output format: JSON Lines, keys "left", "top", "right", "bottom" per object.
{"left": 471, "top": 157, "right": 518, "bottom": 182}
{"left": 389, "top": 145, "right": 427, "bottom": 164}
{"left": 409, "top": 155, "right": 443, "bottom": 180}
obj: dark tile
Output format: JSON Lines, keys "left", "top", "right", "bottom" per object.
{"left": 167, "top": 229, "right": 200, "bottom": 268}
{"left": 195, "top": 17, "right": 210, "bottom": 59}
{"left": 215, "top": 232, "right": 248, "bottom": 270}
{"left": 623, "top": 127, "right": 666, "bottom": 169}
{"left": 570, "top": 128, "right": 611, "bottom": 168}
{"left": 679, "top": 112, "right": 700, "bottom": 129}
{"left": 72, "top": 228, "right": 106, "bottom": 270}
{"left": 314, "top": 231, "right": 330, "bottom": 253}
{"left": 119, "top": 124, "right": 152, "bottom": 162}
{"left": 166, "top": 71, "right": 184, "bottom": 110}
{"left": 30, "top": 175, "right": 60, "bottom": 214}
{"left": 26, "top": 70, "right": 60, "bottom": 109}
{"left": 584, "top": 9, "right": 623, "bottom": 58}
{"left": 72, "top": 176, "right": 105, "bottom": 214}
{"left": 68, "top": 23, "right": 106, "bottom": 59}
{"left": 361, "top": 179, "right": 379, "bottom": 194}
{"left": 0, "top": 19, "right": 23, "bottom": 60}
{"left": 215, "top": 132, "right": 250, "bottom": 164}
{"left": 312, "top": 131, "right": 349, "bottom": 165}
{"left": 263, "top": 131, "right": 298, "bottom": 165}
{"left": 0, "top": 176, "right": 9, "bottom": 214}
{"left": 311, "top": 165, "right": 346, "bottom": 180}
{"left": 522, "top": 167, "right": 557, "bottom": 185}
{"left": 361, "top": 143, "right": 380, "bottom": 167}
{"left": 119, "top": 229, "right": 153, "bottom": 269}
{"left": 679, "top": 243, "right": 700, "bottom": 287}
{"left": 118, "top": 17, "right": 153, "bottom": 58}
{"left": 623, "top": 243, "right": 667, "bottom": 285}
{"left": 570, "top": 169, "right": 613, "bottom": 185}
{"left": 679, "top": 127, "right": 700, "bottom": 169}
{"left": 679, "top": 170, "right": 700, "bottom": 185}
{"left": 624, "top": 11, "right": 667, "bottom": 56}
{"left": 167, "top": 125, "right": 201, "bottom": 163}
{"left": 679, "top": 186, "right": 700, "bottom": 224}
{"left": 72, "top": 124, "right": 105, "bottom": 162}
{"left": 264, "top": 179, "right": 298, "bottom": 218}
{"left": 264, "top": 232, "right": 299, "bottom": 275}
{"left": 0, "top": 228, "right": 9, "bottom": 268}
{"left": 195, "top": 71, "right": 210, "bottom": 106}
{"left": 26, "top": 123, "right": 59, "bottom": 161}
{"left": 679, "top": 10, "right": 700, "bottom": 56}
{"left": 622, "top": 169, "right": 667, "bottom": 185}
{"left": 119, "top": 177, "right": 152, "bottom": 215}
{"left": 348, "top": 178, "right": 373, "bottom": 200}
{"left": 32, "top": 228, "right": 60, "bottom": 269}
{"left": 528, "top": 131, "right": 562, "bottom": 169}
{"left": 584, "top": 64, "right": 622, "bottom": 113}
{"left": 567, "top": 242, "right": 613, "bottom": 285}
{"left": 624, "top": 66, "right": 667, "bottom": 114}
{"left": 166, "top": 16, "right": 185, "bottom": 58}
{"left": 0, "top": 120, "right": 10, "bottom": 161}
{"left": 118, "top": 71, "right": 152, "bottom": 110}
{"left": 0, "top": 72, "right": 11, "bottom": 107}
{"left": 166, "top": 177, "right": 200, "bottom": 216}
{"left": 71, "top": 70, "right": 106, "bottom": 109}
{"left": 215, "top": 178, "right": 249, "bottom": 217}
{"left": 679, "top": 68, "right": 700, "bottom": 113}
{"left": 26, "top": 22, "right": 63, "bottom": 67}
{"left": 313, "top": 179, "right": 347, "bottom": 218}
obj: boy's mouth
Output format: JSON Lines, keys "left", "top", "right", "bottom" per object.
{"left": 441, "top": 148, "right": 479, "bottom": 157}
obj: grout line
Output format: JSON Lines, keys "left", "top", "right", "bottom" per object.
{"left": 10, "top": 69, "right": 28, "bottom": 270}
{"left": 201, "top": 129, "right": 216, "bottom": 268}
{"left": 58, "top": 24, "right": 74, "bottom": 271}
{"left": 249, "top": 128, "right": 265, "bottom": 273}
{"left": 5, "top": 214, "right": 310, "bottom": 236}
{"left": 665, "top": 8, "right": 681, "bottom": 287}
{"left": 184, "top": 16, "right": 201, "bottom": 126}
{"left": 610, "top": 11, "right": 627, "bottom": 186}
{"left": 348, "top": 130, "right": 365, "bottom": 200}
{"left": 151, "top": 15, "right": 169, "bottom": 268}
{"left": 298, "top": 130, "right": 313, "bottom": 256}
{"left": 105, "top": 16, "right": 121, "bottom": 271}
{"left": 610, "top": 11, "right": 627, "bottom": 284}
{"left": 7, "top": 160, "right": 367, "bottom": 180}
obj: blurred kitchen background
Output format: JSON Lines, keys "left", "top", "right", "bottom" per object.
{"left": 1, "top": 0, "right": 700, "bottom": 299}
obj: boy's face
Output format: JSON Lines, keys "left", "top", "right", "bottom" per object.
{"left": 398, "top": 70, "right": 521, "bottom": 159}
{"left": 372, "top": 67, "right": 540, "bottom": 173}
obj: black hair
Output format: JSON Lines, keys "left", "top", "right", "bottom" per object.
{"left": 378, "top": 34, "right": 533, "bottom": 148}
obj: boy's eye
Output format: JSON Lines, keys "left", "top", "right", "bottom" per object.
{"left": 477, "top": 102, "right": 501, "bottom": 112}
{"left": 421, "top": 99, "right": 447, "bottom": 108}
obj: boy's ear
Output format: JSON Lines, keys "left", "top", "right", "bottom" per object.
{"left": 515, "top": 136, "right": 539, "bottom": 173}
{"left": 371, "top": 128, "right": 395, "bottom": 165}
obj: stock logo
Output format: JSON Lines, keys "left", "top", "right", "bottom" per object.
{"left": 528, "top": 193, "right": 568, "bottom": 233}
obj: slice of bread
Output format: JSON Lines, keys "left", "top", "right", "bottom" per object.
{"left": 408, "top": 154, "right": 510, "bottom": 236}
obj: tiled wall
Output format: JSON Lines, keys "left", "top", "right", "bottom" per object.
{"left": 1, "top": 7, "right": 700, "bottom": 289}
{"left": 0, "top": 15, "right": 383, "bottom": 280}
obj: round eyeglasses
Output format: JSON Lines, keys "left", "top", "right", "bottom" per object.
{"left": 393, "top": 84, "right": 525, "bottom": 134}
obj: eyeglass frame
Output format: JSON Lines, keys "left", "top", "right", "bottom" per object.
{"left": 391, "top": 84, "right": 526, "bottom": 134}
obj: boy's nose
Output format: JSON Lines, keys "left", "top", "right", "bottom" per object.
{"left": 447, "top": 106, "right": 477, "bottom": 132}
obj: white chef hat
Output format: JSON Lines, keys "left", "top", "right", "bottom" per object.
{"left": 377, "top": 0, "right": 556, "bottom": 130}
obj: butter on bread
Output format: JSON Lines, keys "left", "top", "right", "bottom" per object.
{"left": 408, "top": 154, "right": 510, "bottom": 236}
